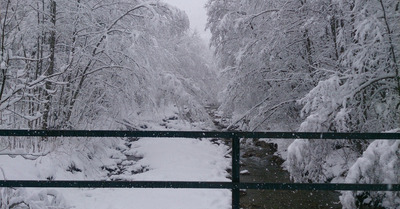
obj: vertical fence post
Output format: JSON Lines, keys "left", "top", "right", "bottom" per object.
{"left": 232, "top": 136, "right": 240, "bottom": 209}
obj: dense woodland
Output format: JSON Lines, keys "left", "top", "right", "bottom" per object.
{"left": 207, "top": 0, "right": 399, "bottom": 132}
{"left": 206, "top": 0, "right": 399, "bottom": 208}
{"left": 0, "top": 0, "right": 399, "bottom": 208}
{"left": 0, "top": 0, "right": 218, "bottom": 132}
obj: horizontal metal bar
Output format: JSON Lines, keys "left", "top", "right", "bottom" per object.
{"left": 1, "top": 181, "right": 399, "bottom": 191}
{"left": 0, "top": 130, "right": 399, "bottom": 140}
{"left": 0, "top": 180, "right": 232, "bottom": 189}
{"left": 240, "top": 183, "right": 400, "bottom": 191}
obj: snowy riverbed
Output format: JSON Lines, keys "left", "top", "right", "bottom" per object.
{"left": 0, "top": 137, "right": 231, "bottom": 209}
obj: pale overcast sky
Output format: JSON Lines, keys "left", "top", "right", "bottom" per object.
{"left": 163, "top": 0, "right": 211, "bottom": 41}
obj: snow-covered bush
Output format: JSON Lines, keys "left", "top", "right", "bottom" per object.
{"left": 0, "top": 188, "right": 68, "bottom": 209}
{"left": 287, "top": 139, "right": 326, "bottom": 182}
{"left": 340, "top": 135, "right": 400, "bottom": 209}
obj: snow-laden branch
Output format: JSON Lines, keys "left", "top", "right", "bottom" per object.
{"left": 248, "top": 9, "right": 280, "bottom": 21}
{"left": 107, "top": 2, "right": 158, "bottom": 31}
{"left": 226, "top": 97, "right": 271, "bottom": 130}
{"left": 9, "top": 55, "right": 51, "bottom": 62}
{"left": 349, "top": 73, "right": 396, "bottom": 99}
{"left": 251, "top": 99, "right": 297, "bottom": 131}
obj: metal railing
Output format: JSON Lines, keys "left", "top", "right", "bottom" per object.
{"left": 0, "top": 130, "right": 399, "bottom": 209}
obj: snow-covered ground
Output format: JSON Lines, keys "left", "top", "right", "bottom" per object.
{"left": 62, "top": 138, "right": 231, "bottom": 209}
{"left": 1, "top": 136, "right": 231, "bottom": 209}
{"left": 62, "top": 187, "right": 230, "bottom": 209}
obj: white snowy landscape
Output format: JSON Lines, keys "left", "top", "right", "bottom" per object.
{"left": 0, "top": 0, "right": 399, "bottom": 208}
{"left": 0, "top": 133, "right": 232, "bottom": 209}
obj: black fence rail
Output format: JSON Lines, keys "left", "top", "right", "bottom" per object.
{"left": 0, "top": 130, "right": 399, "bottom": 209}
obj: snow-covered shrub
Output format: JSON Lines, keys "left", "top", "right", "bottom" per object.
{"left": 340, "top": 135, "right": 400, "bottom": 209}
{"left": 287, "top": 137, "right": 365, "bottom": 183}
{"left": 28, "top": 189, "right": 68, "bottom": 209}
{"left": 287, "top": 139, "right": 325, "bottom": 182}
{"left": 1, "top": 188, "right": 27, "bottom": 209}
{"left": 287, "top": 75, "right": 370, "bottom": 182}
{"left": 0, "top": 188, "right": 68, "bottom": 209}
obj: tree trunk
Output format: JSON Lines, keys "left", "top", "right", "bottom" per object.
{"left": 42, "top": 0, "right": 56, "bottom": 130}
{"left": 0, "top": 0, "right": 11, "bottom": 103}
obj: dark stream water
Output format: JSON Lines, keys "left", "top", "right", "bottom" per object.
{"left": 239, "top": 144, "right": 341, "bottom": 209}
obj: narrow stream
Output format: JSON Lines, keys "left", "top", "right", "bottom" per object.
{"left": 206, "top": 105, "right": 341, "bottom": 209}
{"left": 239, "top": 143, "right": 341, "bottom": 209}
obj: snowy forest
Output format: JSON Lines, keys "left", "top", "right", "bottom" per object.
{"left": 0, "top": 0, "right": 399, "bottom": 208}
